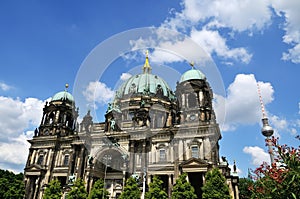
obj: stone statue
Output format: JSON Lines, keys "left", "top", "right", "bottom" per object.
{"left": 106, "top": 103, "right": 112, "bottom": 113}
{"left": 34, "top": 128, "right": 39, "bottom": 137}
{"left": 110, "top": 118, "right": 116, "bottom": 131}
{"left": 88, "top": 155, "right": 94, "bottom": 165}
{"left": 68, "top": 174, "right": 76, "bottom": 185}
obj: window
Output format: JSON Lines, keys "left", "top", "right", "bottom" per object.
{"left": 191, "top": 146, "right": 199, "bottom": 158}
{"left": 159, "top": 149, "right": 166, "bottom": 162}
{"left": 37, "top": 155, "right": 44, "bottom": 165}
{"left": 188, "top": 94, "right": 197, "bottom": 108}
{"left": 63, "top": 155, "right": 69, "bottom": 166}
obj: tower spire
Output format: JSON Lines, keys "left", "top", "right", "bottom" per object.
{"left": 142, "top": 50, "right": 152, "bottom": 74}
{"left": 257, "top": 83, "right": 266, "bottom": 118}
{"left": 257, "top": 82, "right": 274, "bottom": 164}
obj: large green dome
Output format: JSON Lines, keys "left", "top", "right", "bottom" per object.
{"left": 179, "top": 68, "right": 206, "bottom": 83}
{"left": 116, "top": 73, "right": 175, "bottom": 101}
{"left": 51, "top": 91, "right": 74, "bottom": 102}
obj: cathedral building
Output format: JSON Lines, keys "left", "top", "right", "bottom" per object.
{"left": 24, "top": 54, "right": 239, "bottom": 199}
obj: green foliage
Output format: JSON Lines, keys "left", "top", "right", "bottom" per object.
{"left": 67, "top": 178, "right": 88, "bottom": 199}
{"left": 119, "top": 176, "right": 141, "bottom": 199}
{"left": 88, "top": 178, "right": 109, "bottom": 199}
{"left": 238, "top": 178, "right": 254, "bottom": 199}
{"left": 171, "top": 173, "right": 197, "bottom": 199}
{"left": 43, "top": 179, "right": 62, "bottom": 199}
{"left": 249, "top": 137, "right": 300, "bottom": 199}
{"left": 202, "top": 168, "right": 231, "bottom": 199}
{"left": 145, "top": 176, "right": 168, "bottom": 199}
{"left": 0, "top": 169, "right": 24, "bottom": 199}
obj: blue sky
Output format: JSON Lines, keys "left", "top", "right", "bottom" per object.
{"left": 0, "top": 0, "right": 299, "bottom": 176}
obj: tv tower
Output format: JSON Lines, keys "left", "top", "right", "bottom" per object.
{"left": 257, "top": 82, "right": 275, "bottom": 164}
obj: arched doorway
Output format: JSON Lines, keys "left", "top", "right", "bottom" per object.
{"left": 92, "top": 148, "right": 127, "bottom": 198}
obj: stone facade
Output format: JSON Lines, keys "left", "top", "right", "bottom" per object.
{"left": 24, "top": 59, "right": 239, "bottom": 199}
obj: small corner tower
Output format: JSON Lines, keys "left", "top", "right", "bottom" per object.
{"left": 175, "top": 63, "right": 221, "bottom": 165}
{"left": 38, "top": 84, "right": 79, "bottom": 137}
{"left": 24, "top": 85, "right": 86, "bottom": 199}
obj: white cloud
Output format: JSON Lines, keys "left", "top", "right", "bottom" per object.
{"left": 0, "top": 96, "right": 45, "bottom": 173}
{"left": 0, "top": 82, "right": 12, "bottom": 91}
{"left": 282, "top": 44, "right": 300, "bottom": 63}
{"left": 180, "top": 0, "right": 272, "bottom": 31}
{"left": 0, "top": 131, "right": 32, "bottom": 166}
{"left": 272, "top": 0, "right": 300, "bottom": 63}
{"left": 269, "top": 115, "right": 287, "bottom": 130}
{"left": 214, "top": 74, "right": 274, "bottom": 131}
{"left": 190, "top": 28, "right": 252, "bottom": 64}
{"left": 243, "top": 146, "right": 270, "bottom": 166}
{"left": 158, "top": 0, "right": 300, "bottom": 64}
{"left": 0, "top": 96, "right": 44, "bottom": 140}
{"left": 128, "top": 29, "right": 211, "bottom": 65}
{"left": 120, "top": 73, "right": 132, "bottom": 81}
{"left": 83, "top": 81, "right": 114, "bottom": 105}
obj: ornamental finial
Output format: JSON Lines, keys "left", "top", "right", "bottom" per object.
{"left": 142, "top": 50, "right": 152, "bottom": 74}
{"left": 65, "top": 83, "right": 69, "bottom": 91}
{"left": 190, "top": 61, "right": 195, "bottom": 69}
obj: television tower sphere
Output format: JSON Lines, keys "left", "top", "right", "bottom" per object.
{"left": 261, "top": 118, "right": 274, "bottom": 137}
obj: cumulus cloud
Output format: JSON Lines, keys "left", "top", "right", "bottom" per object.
{"left": 0, "top": 96, "right": 44, "bottom": 140}
{"left": 127, "top": 29, "right": 213, "bottom": 65}
{"left": 0, "top": 82, "right": 12, "bottom": 91}
{"left": 120, "top": 73, "right": 132, "bottom": 81}
{"left": 83, "top": 81, "right": 114, "bottom": 105}
{"left": 157, "top": 0, "right": 300, "bottom": 64}
{"left": 243, "top": 146, "right": 270, "bottom": 166}
{"left": 272, "top": 0, "right": 300, "bottom": 63}
{"left": 177, "top": 0, "right": 272, "bottom": 31}
{"left": 214, "top": 74, "right": 274, "bottom": 131}
{"left": 0, "top": 96, "right": 45, "bottom": 173}
{"left": 0, "top": 131, "right": 32, "bottom": 166}
{"left": 154, "top": 0, "right": 274, "bottom": 64}
{"left": 190, "top": 28, "right": 252, "bottom": 64}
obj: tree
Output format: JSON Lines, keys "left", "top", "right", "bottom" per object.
{"left": 202, "top": 168, "right": 231, "bottom": 199}
{"left": 43, "top": 179, "right": 62, "bottom": 199}
{"left": 88, "top": 178, "right": 109, "bottom": 199}
{"left": 67, "top": 178, "right": 88, "bottom": 199}
{"left": 249, "top": 137, "right": 300, "bottom": 199}
{"left": 171, "top": 173, "right": 197, "bottom": 199}
{"left": 238, "top": 178, "right": 254, "bottom": 199}
{"left": 0, "top": 169, "right": 24, "bottom": 199}
{"left": 119, "top": 176, "right": 141, "bottom": 199}
{"left": 145, "top": 175, "right": 168, "bottom": 199}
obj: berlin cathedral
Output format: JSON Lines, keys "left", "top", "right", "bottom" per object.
{"left": 24, "top": 53, "right": 239, "bottom": 199}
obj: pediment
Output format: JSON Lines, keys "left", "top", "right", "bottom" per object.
{"left": 25, "top": 164, "right": 46, "bottom": 172}
{"left": 180, "top": 158, "right": 210, "bottom": 168}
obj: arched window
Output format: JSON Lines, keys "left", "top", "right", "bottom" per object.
{"left": 188, "top": 94, "right": 197, "bottom": 108}
{"left": 63, "top": 155, "right": 69, "bottom": 166}
{"left": 159, "top": 149, "right": 166, "bottom": 162}
{"left": 191, "top": 146, "right": 199, "bottom": 158}
{"left": 37, "top": 155, "right": 44, "bottom": 165}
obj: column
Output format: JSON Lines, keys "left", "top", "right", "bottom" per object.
{"left": 141, "top": 141, "right": 146, "bottom": 175}
{"left": 199, "top": 90, "right": 203, "bottom": 106}
{"left": 129, "top": 142, "right": 135, "bottom": 174}
{"left": 204, "top": 138, "right": 211, "bottom": 160}
{"left": 168, "top": 174, "right": 172, "bottom": 197}
{"left": 174, "top": 140, "right": 179, "bottom": 179}
{"left": 200, "top": 139, "right": 204, "bottom": 159}
{"left": 77, "top": 146, "right": 85, "bottom": 178}
{"left": 30, "top": 150, "right": 37, "bottom": 165}
{"left": 182, "top": 140, "right": 186, "bottom": 161}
